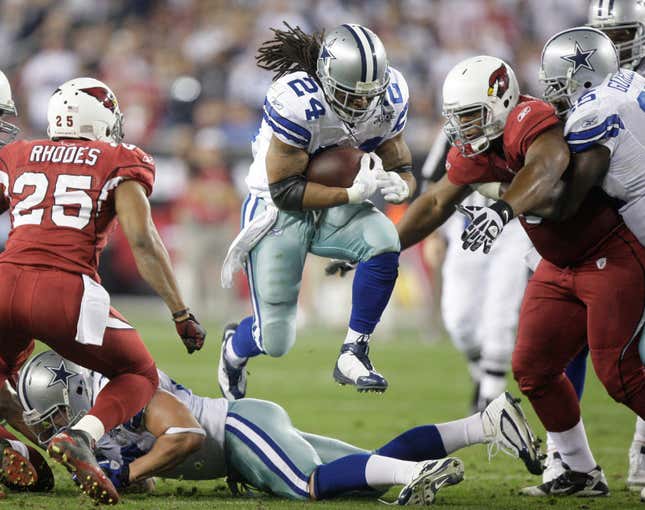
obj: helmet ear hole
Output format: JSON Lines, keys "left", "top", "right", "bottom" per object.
{"left": 584, "top": 81, "right": 592, "bottom": 88}
{"left": 503, "top": 99, "right": 509, "bottom": 107}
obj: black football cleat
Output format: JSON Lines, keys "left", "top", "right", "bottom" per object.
{"left": 48, "top": 429, "right": 119, "bottom": 504}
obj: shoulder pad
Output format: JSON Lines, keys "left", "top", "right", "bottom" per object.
{"left": 565, "top": 91, "right": 623, "bottom": 153}
{"left": 385, "top": 67, "right": 410, "bottom": 135}
{"left": 504, "top": 99, "right": 559, "bottom": 157}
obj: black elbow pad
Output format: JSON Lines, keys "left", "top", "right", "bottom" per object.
{"left": 269, "top": 174, "right": 307, "bottom": 211}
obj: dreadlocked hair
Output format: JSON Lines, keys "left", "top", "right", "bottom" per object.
{"left": 256, "top": 22, "right": 325, "bottom": 84}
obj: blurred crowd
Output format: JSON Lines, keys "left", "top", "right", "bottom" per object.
{"left": 0, "top": 0, "right": 590, "bottom": 323}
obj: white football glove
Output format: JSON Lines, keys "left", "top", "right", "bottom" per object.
{"left": 346, "top": 153, "right": 379, "bottom": 204}
{"left": 375, "top": 169, "right": 410, "bottom": 203}
{"left": 456, "top": 201, "right": 513, "bottom": 254}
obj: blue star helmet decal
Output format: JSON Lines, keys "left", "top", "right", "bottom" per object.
{"left": 561, "top": 42, "right": 597, "bottom": 74}
{"left": 46, "top": 361, "right": 78, "bottom": 389}
{"left": 319, "top": 43, "right": 336, "bottom": 63}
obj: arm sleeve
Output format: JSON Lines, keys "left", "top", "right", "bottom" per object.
{"left": 262, "top": 83, "right": 312, "bottom": 150}
{"left": 564, "top": 98, "right": 623, "bottom": 155}
{"left": 113, "top": 145, "right": 156, "bottom": 196}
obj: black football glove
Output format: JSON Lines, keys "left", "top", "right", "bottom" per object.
{"left": 325, "top": 259, "right": 358, "bottom": 278}
{"left": 174, "top": 312, "right": 207, "bottom": 354}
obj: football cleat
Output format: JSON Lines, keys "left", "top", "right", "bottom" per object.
{"left": 542, "top": 450, "right": 565, "bottom": 484}
{"left": 218, "top": 323, "right": 247, "bottom": 400}
{"left": 628, "top": 441, "right": 645, "bottom": 490}
{"left": 520, "top": 465, "right": 609, "bottom": 497}
{"left": 0, "top": 439, "right": 37, "bottom": 489}
{"left": 48, "top": 429, "right": 119, "bottom": 504}
{"left": 482, "top": 392, "right": 544, "bottom": 475}
{"left": 333, "top": 337, "right": 388, "bottom": 392}
{"left": 396, "top": 457, "right": 464, "bottom": 505}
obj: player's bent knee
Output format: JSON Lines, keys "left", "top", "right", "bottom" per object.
{"left": 260, "top": 322, "right": 296, "bottom": 358}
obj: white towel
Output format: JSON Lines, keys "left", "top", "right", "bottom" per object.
{"left": 221, "top": 204, "right": 279, "bottom": 288}
{"left": 75, "top": 275, "right": 110, "bottom": 345}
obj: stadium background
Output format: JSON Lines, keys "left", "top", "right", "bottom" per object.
{"left": 0, "top": 1, "right": 640, "bottom": 509}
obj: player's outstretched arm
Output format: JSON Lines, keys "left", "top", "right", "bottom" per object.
{"left": 375, "top": 133, "right": 416, "bottom": 200}
{"left": 397, "top": 174, "right": 471, "bottom": 250}
{"left": 267, "top": 136, "right": 359, "bottom": 210}
{"left": 498, "top": 126, "right": 570, "bottom": 217}
{"left": 115, "top": 181, "right": 206, "bottom": 353}
{"left": 126, "top": 390, "right": 205, "bottom": 484}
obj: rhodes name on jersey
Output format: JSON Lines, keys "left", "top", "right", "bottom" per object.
{"left": 93, "top": 370, "right": 228, "bottom": 480}
{"left": 246, "top": 68, "right": 409, "bottom": 199}
{"left": 565, "top": 68, "right": 645, "bottom": 244}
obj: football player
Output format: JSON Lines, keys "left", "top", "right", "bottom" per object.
{"left": 218, "top": 23, "right": 415, "bottom": 398}
{"left": 17, "top": 350, "right": 542, "bottom": 504}
{"left": 395, "top": 54, "right": 645, "bottom": 497}
{"left": 532, "top": 22, "right": 645, "bottom": 496}
{"left": 0, "top": 77, "right": 206, "bottom": 504}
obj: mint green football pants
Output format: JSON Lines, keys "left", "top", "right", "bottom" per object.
{"left": 241, "top": 195, "right": 400, "bottom": 358}
{"left": 225, "top": 398, "right": 367, "bottom": 500}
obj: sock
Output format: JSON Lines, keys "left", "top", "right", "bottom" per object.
{"left": 344, "top": 328, "right": 369, "bottom": 345}
{"left": 546, "top": 432, "right": 557, "bottom": 454}
{"left": 313, "top": 453, "right": 416, "bottom": 499}
{"left": 349, "top": 252, "right": 399, "bottom": 334}
{"left": 231, "top": 316, "right": 262, "bottom": 359}
{"left": 565, "top": 347, "right": 589, "bottom": 400}
{"left": 376, "top": 425, "right": 448, "bottom": 460}
{"left": 479, "top": 370, "right": 506, "bottom": 405}
{"left": 365, "top": 455, "right": 418, "bottom": 486}
{"left": 73, "top": 414, "right": 105, "bottom": 443}
{"left": 549, "top": 419, "right": 596, "bottom": 473}
{"left": 436, "top": 415, "right": 485, "bottom": 454}
{"left": 634, "top": 416, "right": 645, "bottom": 443}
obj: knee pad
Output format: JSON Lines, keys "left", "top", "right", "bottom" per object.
{"left": 259, "top": 318, "right": 296, "bottom": 358}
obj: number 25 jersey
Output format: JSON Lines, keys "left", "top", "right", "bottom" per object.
{"left": 0, "top": 139, "right": 155, "bottom": 280}
{"left": 246, "top": 68, "right": 410, "bottom": 199}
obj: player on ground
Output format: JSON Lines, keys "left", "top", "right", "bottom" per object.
{"left": 0, "top": 77, "right": 206, "bottom": 504}
{"left": 526, "top": 23, "right": 645, "bottom": 496}
{"left": 395, "top": 54, "right": 645, "bottom": 497}
{"left": 218, "top": 23, "right": 415, "bottom": 398}
{"left": 18, "top": 350, "right": 542, "bottom": 504}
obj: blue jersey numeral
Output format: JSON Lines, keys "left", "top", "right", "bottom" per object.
{"left": 306, "top": 98, "right": 325, "bottom": 120}
{"left": 387, "top": 82, "right": 403, "bottom": 104}
{"left": 638, "top": 90, "right": 645, "bottom": 112}
{"left": 288, "top": 77, "right": 318, "bottom": 96}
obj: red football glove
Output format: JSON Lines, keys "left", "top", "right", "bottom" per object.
{"left": 174, "top": 313, "right": 206, "bottom": 354}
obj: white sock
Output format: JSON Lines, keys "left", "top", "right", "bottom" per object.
{"left": 435, "top": 414, "right": 485, "bottom": 454}
{"left": 633, "top": 416, "right": 645, "bottom": 443}
{"left": 72, "top": 414, "right": 106, "bottom": 443}
{"left": 549, "top": 419, "right": 596, "bottom": 473}
{"left": 546, "top": 431, "right": 557, "bottom": 453}
{"left": 479, "top": 373, "right": 506, "bottom": 404}
{"left": 365, "top": 454, "right": 418, "bottom": 487}
{"left": 344, "top": 328, "right": 370, "bottom": 345}
{"left": 225, "top": 339, "right": 247, "bottom": 368}
{"left": 6, "top": 439, "right": 29, "bottom": 459}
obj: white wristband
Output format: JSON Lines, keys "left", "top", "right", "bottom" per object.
{"left": 346, "top": 186, "right": 362, "bottom": 204}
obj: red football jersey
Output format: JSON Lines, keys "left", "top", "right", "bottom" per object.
{"left": 0, "top": 139, "right": 155, "bottom": 280}
{"left": 446, "top": 97, "right": 621, "bottom": 267}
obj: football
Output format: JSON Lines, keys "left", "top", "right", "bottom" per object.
{"left": 305, "top": 147, "right": 364, "bottom": 188}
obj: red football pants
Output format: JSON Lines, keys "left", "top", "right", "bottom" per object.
{"left": 512, "top": 226, "right": 645, "bottom": 432}
{"left": 0, "top": 264, "right": 158, "bottom": 433}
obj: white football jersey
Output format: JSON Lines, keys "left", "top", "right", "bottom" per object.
{"left": 246, "top": 67, "right": 410, "bottom": 199}
{"left": 93, "top": 370, "right": 229, "bottom": 480}
{"left": 565, "top": 69, "right": 645, "bottom": 243}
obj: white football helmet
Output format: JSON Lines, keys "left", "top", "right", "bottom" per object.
{"left": 588, "top": 0, "right": 645, "bottom": 70}
{"left": 442, "top": 56, "right": 520, "bottom": 157}
{"left": 0, "top": 70, "right": 19, "bottom": 147}
{"left": 47, "top": 77, "right": 123, "bottom": 144}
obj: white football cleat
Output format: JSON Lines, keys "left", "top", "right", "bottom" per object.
{"left": 217, "top": 323, "right": 247, "bottom": 400}
{"left": 482, "top": 392, "right": 543, "bottom": 475}
{"left": 628, "top": 441, "right": 645, "bottom": 490}
{"left": 542, "top": 450, "right": 565, "bottom": 483}
{"left": 333, "top": 337, "right": 388, "bottom": 392}
{"left": 396, "top": 457, "right": 464, "bottom": 505}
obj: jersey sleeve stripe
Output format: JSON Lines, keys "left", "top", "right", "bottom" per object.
{"left": 392, "top": 102, "right": 409, "bottom": 133}
{"left": 566, "top": 114, "right": 624, "bottom": 142}
{"left": 263, "top": 99, "right": 311, "bottom": 145}
{"left": 262, "top": 113, "right": 308, "bottom": 147}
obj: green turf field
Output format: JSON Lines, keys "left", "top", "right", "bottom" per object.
{"left": 4, "top": 316, "right": 642, "bottom": 509}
